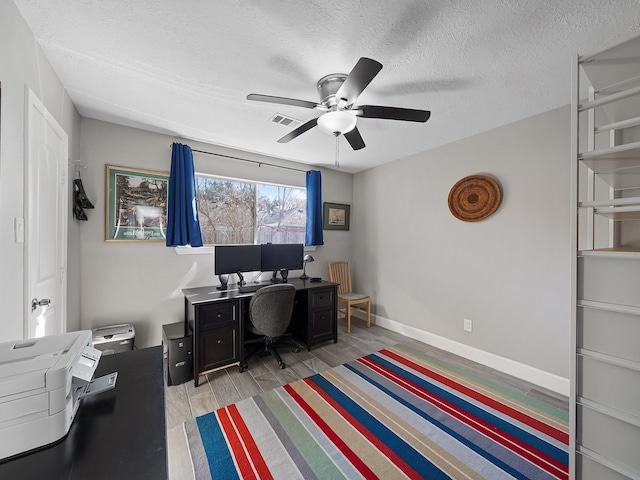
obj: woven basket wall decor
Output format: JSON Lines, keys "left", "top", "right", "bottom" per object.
{"left": 448, "top": 174, "right": 502, "bottom": 222}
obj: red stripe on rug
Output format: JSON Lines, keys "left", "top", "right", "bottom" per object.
{"left": 227, "top": 403, "right": 274, "bottom": 480}
{"left": 360, "top": 356, "right": 568, "bottom": 480}
{"left": 216, "top": 407, "right": 259, "bottom": 479}
{"left": 303, "top": 377, "right": 425, "bottom": 480}
{"left": 380, "top": 349, "right": 569, "bottom": 445}
{"left": 283, "top": 383, "right": 379, "bottom": 479}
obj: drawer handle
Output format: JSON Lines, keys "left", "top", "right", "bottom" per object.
{"left": 217, "top": 313, "right": 222, "bottom": 318}
{"left": 175, "top": 361, "right": 186, "bottom": 367}
{"left": 217, "top": 339, "right": 222, "bottom": 344}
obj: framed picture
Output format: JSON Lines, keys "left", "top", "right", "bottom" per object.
{"left": 105, "top": 165, "right": 169, "bottom": 241}
{"left": 323, "top": 202, "right": 350, "bottom": 230}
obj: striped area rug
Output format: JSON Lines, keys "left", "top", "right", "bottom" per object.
{"left": 185, "top": 344, "right": 569, "bottom": 479}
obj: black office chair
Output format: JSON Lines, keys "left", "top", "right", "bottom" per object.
{"left": 240, "top": 284, "right": 299, "bottom": 372}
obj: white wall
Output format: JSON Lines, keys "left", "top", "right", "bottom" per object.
{"left": 0, "top": 2, "right": 81, "bottom": 342}
{"left": 77, "top": 118, "right": 354, "bottom": 348}
{"left": 353, "top": 106, "right": 571, "bottom": 379}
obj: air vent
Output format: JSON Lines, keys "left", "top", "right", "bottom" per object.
{"left": 270, "top": 113, "right": 302, "bottom": 129}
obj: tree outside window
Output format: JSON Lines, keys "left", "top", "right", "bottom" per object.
{"left": 195, "top": 175, "right": 306, "bottom": 245}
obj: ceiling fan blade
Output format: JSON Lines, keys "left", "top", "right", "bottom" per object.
{"left": 343, "top": 127, "right": 365, "bottom": 150}
{"left": 247, "top": 94, "right": 319, "bottom": 109}
{"left": 277, "top": 117, "right": 318, "bottom": 143}
{"left": 355, "top": 105, "right": 431, "bottom": 122}
{"left": 335, "top": 58, "right": 383, "bottom": 108}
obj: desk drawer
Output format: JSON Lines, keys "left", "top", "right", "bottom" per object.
{"left": 197, "top": 302, "right": 236, "bottom": 330}
{"left": 310, "top": 308, "right": 335, "bottom": 341}
{"left": 199, "top": 325, "right": 238, "bottom": 372}
{"left": 311, "top": 289, "right": 334, "bottom": 309}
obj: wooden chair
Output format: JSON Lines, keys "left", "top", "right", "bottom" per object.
{"left": 327, "top": 261, "right": 371, "bottom": 333}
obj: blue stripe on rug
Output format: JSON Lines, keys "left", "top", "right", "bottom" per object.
{"left": 196, "top": 412, "right": 240, "bottom": 480}
{"left": 332, "top": 363, "right": 522, "bottom": 479}
{"left": 344, "top": 361, "right": 537, "bottom": 480}
{"left": 185, "top": 345, "right": 569, "bottom": 480}
{"left": 377, "top": 350, "right": 568, "bottom": 451}
{"left": 366, "top": 352, "right": 568, "bottom": 466}
{"left": 343, "top": 359, "right": 538, "bottom": 476}
{"left": 370, "top": 354, "right": 569, "bottom": 463}
{"left": 308, "top": 373, "right": 451, "bottom": 479}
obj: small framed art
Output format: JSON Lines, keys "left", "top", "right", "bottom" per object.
{"left": 323, "top": 202, "right": 350, "bottom": 230}
{"left": 105, "top": 165, "right": 169, "bottom": 241}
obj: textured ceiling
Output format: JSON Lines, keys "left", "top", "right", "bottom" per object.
{"left": 13, "top": 0, "right": 640, "bottom": 173}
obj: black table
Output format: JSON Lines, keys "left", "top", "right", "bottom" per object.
{"left": 0, "top": 346, "right": 167, "bottom": 479}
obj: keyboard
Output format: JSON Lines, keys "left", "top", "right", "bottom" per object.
{"left": 238, "top": 284, "right": 266, "bottom": 294}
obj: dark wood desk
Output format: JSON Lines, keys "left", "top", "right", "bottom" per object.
{"left": 183, "top": 278, "right": 339, "bottom": 386}
{"left": 0, "top": 347, "right": 167, "bottom": 480}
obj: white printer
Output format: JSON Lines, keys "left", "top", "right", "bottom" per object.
{"left": 0, "top": 330, "right": 117, "bottom": 460}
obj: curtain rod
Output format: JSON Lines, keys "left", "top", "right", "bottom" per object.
{"left": 170, "top": 144, "right": 308, "bottom": 173}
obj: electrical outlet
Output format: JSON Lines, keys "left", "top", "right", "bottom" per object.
{"left": 464, "top": 318, "right": 473, "bottom": 332}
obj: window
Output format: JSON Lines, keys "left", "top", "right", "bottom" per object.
{"left": 195, "top": 174, "right": 306, "bottom": 245}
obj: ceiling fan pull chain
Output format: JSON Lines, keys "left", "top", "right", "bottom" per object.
{"left": 335, "top": 134, "right": 340, "bottom": 169}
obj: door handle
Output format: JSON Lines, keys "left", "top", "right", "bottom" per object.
{"left": 31, "top": 298, "right": 51, "bottom": 311}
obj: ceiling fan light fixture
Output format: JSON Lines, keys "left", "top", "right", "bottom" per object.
{"left": 248, "top": 57, "right": 430, "bottom": 151}
{"left": 317, "top": 110, "right": 357, "bottom": 135}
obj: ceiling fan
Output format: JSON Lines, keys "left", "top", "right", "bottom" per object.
{"left": 247, "top": 57, "right": 431, "bottom": 151}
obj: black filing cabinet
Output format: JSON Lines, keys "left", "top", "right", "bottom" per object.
{"left": 162, "top": 322, "right": 193, "bottom": 386}
{"left": 290, "top": 285, "right": 337, "bottom": 350}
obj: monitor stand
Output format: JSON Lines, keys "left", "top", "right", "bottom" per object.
{"left": 280, "top": 269, "right": 289, "bottom": 283}
{"left": 270, "top": 269, "right": 289, "bottom": 283}
{"left": 216, "top": 274, "right": 229, "bottom": 290}
{"left": 236, "top": 272, "right": 245, "bottom": 286}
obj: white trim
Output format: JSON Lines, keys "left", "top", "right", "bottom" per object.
{"left": 365, "top": 313, "right": 570, "bottom": 396}
{"left": 174, "top": 246, "right": 214, "bottom": 255}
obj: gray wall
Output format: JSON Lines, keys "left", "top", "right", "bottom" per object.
{"left": 2, "top": 0, "right": 571, "bottom": 384}
{"left": 77, "top": 118, "right": 354, "bottom": 348}
{"left": 353, "top": 106, "right": 571, "bottom": 379}
{"left": 0, "top": 2, "right": 81, "bottom": 342}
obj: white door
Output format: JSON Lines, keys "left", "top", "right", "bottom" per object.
{"left": 25, "top": 87, "right": 68, "bottom": 338}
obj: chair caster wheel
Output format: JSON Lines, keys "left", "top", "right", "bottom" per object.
{"left": 279, "top": 363, "right": 286, "bottom": 369}
{"left": 239, "top": 363, "right": 248, "bottom": 373}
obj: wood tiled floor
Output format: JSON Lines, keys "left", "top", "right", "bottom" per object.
{"left": 165, "top": 318, "right": 568, "bottom": 479}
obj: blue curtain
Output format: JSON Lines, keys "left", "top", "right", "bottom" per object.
{"left": 166, "top": 143, "right": 203, "bottom": 247}
{"left": 305, "top": 170, "right": 324, "bottom": 246}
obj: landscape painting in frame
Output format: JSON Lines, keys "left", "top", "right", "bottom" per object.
{"left": 323, "top": 202, "right": 350, "bottom": 230}
{"left": 105, "top": 165, "right": 169, "bottom": 241}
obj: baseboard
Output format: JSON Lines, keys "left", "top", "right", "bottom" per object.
{"left": 358, "top": 313, "right": 570, "bottom": 396}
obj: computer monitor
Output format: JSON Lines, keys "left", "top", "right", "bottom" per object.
{"left": 260, "top": 243, "right": 303, "bottom": 282}
{"left": 214, "top": 245, "right": 262, "bottom": 289}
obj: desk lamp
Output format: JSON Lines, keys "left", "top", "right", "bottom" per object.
{"left": 300, "top": 254, "right": 314, "bottom": 279}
